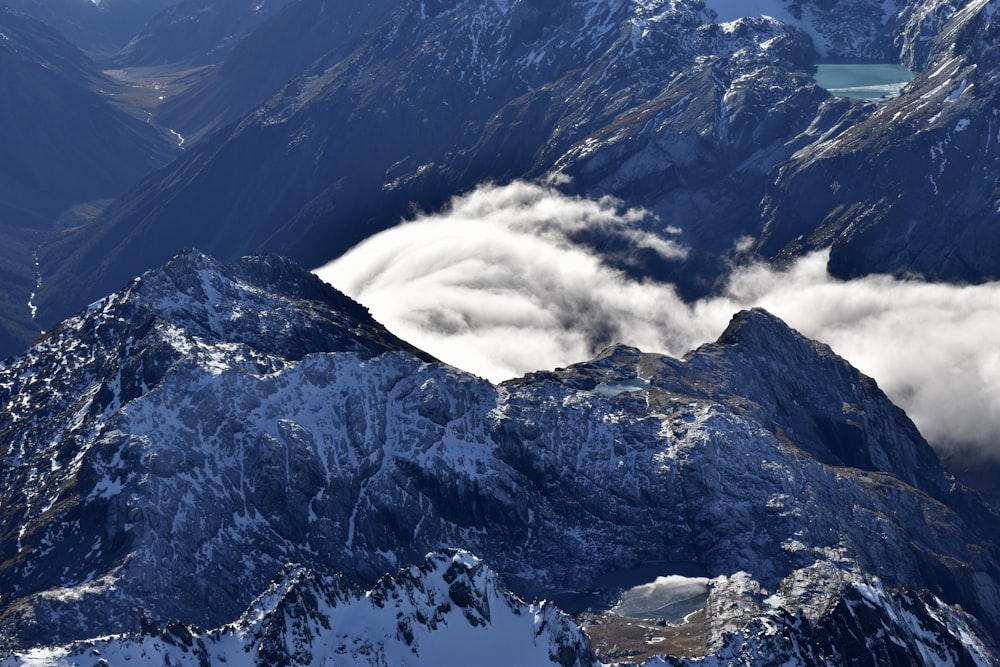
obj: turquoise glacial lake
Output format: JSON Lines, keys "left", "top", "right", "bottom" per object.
{"left": 814, "top": 63, "right": 915, "bottom": 100}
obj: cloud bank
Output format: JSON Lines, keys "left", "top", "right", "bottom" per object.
{"left": 316, "top": 181, "right": 1000, "bottom": 460}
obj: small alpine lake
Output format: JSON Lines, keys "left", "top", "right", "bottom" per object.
{"left": 549, "top": 561, "right": 710, "bottom": 617}
{"left": 814, "top": 63, "right": 915, "bottom": 100}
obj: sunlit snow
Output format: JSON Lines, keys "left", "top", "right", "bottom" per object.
{"left": 702, "top": 0, "right": 796, "bottom": 23}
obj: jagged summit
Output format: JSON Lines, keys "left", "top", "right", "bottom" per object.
{"left": 512, "top": 308, "right": 954, "bottom": 500}
{"left": 710, "top": 307, "right": 855, "bottom": 377}
{"left": 714, "top": 307, "right": 798, "bottom": 348}
{"left": 687, "top": 308, "right": 946, "bottom": 491}
{"left": 105, "top": 247, "right": 434, "bottom": 362}
{"left": 4, "top": 549, "right": 594, "bottom": 667}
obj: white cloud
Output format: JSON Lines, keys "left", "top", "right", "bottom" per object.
{"left": 709, "top": 255, "right": 1000, "bottom": 457}
{"left": 316, "top": 181, "right": 1000, "bottom": 461}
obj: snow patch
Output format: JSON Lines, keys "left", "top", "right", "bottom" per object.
{"left": 450, "top": 550, "right": 482, "bottom": 569}
{"left": 946, "top": 78, "right": 969, "bottom": 101}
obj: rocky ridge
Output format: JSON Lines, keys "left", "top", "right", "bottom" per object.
{"left": 2, "top": 550, "right": 595, "bottom": 667}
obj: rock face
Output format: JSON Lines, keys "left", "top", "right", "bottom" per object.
{"left": 1, "top": 251, "right": 997, "bottom": 664}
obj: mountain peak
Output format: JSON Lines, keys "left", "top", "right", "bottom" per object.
{"left": 690, "top": 308, "right": 951, "bottom": 497}
{"left": 128, "top": 248, "right": 434, "bottom": 363}
{"left": 588, "top": 342, "right": 643, "bottom": 368}
{"left": 715, "top": 307, "right": 807, "bottom": 351}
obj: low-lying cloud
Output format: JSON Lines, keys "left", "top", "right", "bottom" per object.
{"left": 316, "top": 181, "right": 1000, "bottom": 461}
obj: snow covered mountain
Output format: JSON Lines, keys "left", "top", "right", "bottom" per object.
{"left": 1, "top": 250, "right": 997, "bottom": 664}
{"left": 3, "top": 550, "right": 595, "bottom": 667}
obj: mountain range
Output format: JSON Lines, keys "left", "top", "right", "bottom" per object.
{"left": 1, "top": 250, "right": 997, "bottom": 663}
{"left": 0, "top": 0, "right": 988, "bottom": 340}
{"left": 2, "top": 0, "right": 1000, "bottom": 663}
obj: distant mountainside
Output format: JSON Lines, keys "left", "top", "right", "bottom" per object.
{"left": 0, "top": 6, "right": 175, "bottom": 358}
{"left": 28, "top": 0, "right": 826, "bottom": 324}
{"left": 111, "top": 0, "right": 294, "bottom": 68}
{"left": 0, "top": 7, "right": 172, "bottom": 219}
{"left": 760, "top": 0, "right": 1000, "bottom": 282}
{"left": 1, "top": 0, "right": 177, "bottom": 56}
{"left": 31, "top": 0, "right": 1000, "bottom": 345}
{"left": 3, "top": 0, "right": 290, "bottom": 64}
{"left": 1, "top": 250, "right": 997, "bottom": 663}
{"left": 154, "top": 0, "right": 403, "bottom": 142}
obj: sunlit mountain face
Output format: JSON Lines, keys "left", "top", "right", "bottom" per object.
{"left": 1, "top": 1, "right": 999, "bottom": 664}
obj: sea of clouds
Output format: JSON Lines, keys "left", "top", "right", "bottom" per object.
{"left": 316, "top": 180, "right": 1000, "bottom": 461}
